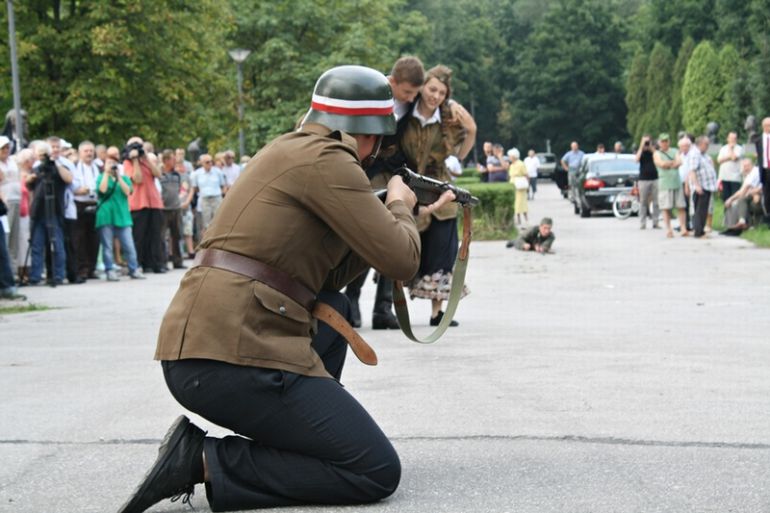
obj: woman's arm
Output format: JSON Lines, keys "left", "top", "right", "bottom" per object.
{"left": 449, "top": 101, "right": 477, "bottom": 160}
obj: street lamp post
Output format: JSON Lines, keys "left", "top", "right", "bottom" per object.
{"left": 228, "top": 48, "right": 251, "bottom": 159}
{"left": 7, "top": 0, "right": 24, "bottom": 151}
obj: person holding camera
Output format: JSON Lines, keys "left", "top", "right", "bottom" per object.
{"left": 96, "top": 156, "right": 144, "bottom": 281}
{"left": 72, "top": 140, "right": 101, "bottom": 280}
{"left": 124, "top": 136, "right": 165, "bottom": 274}
{"left": 25, "top": 140, "right": 73, "bottom": 285}
{"left": 635, "top": 134, "right": 660, "bottom": 229}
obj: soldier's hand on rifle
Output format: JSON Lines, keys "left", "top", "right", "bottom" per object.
{"left": 418, "top": 189, "right": 456, "bottom": 217}
{"left": 385, "top": 175, "right": 417, "bottom": 211}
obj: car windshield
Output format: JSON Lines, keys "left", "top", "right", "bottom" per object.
{"left": 590, "top": 159, "right": 637, "bottom": 173}
{"left": 538, "top": 155, "right": 555, "bottom": 163}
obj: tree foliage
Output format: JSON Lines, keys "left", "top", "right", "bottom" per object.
{"left": 229, "top": 0, "right": 429, "bottom": 151}
{"left": 682, "top": 41, "right": 720, "bottom": 135}
{"left": 625, "top": 51, "right": 649, "bottom": 141}
{"left": 639, "top": 42, "right": 674, "bottom": 138}
{"left": 668, "top": 36, "right": 695, "bottom": 136}
{"left": 505, "top": 0, "right": 628, "bottom": 152}
{"left": 0, "top": 0, "right": 232, "bottom": 148}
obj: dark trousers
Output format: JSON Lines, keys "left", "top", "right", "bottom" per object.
{"left": 162, "top": 290, "right": 400, "bottom": 511}
{"left": 344, "top": 268, "right": 395, "bottom": 316}
{"left": 693, "top": 190, "right": 711, "bottom": 237}
{"left": 63, "top": 218, "right": 79, "bottom": 282}
{"left": 74, "top": 202, "right": 99, "bottom": 278}
{"left": 759, "top": 168, "right": 770, "bottom": 226}
{"left": 131, "top": 208, "right": 164, "bottom": 271}
{"left": 0, "top": 223, "right": 15, "bottom": 290}
{"left": 161, "top": 209, "right": 183, "bottom": 267}
{"left": 683, "top": 189, "right": 692, "bottom": 231}
{"left": 721, "top": 181, "right": 741, "bottom": 203}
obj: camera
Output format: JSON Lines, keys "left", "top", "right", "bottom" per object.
{"left": 124, "top": 141, "right": 145, "bottom": 159}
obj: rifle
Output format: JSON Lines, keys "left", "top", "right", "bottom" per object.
{"left": 376, "top": 166, "right": 479, "bottom": 346}
{"left": 375, "top": 166, "right": 479, "bottom": 207}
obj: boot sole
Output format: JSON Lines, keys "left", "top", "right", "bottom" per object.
{"left": 116, "top": 415, "right": 191, "bottom": 513}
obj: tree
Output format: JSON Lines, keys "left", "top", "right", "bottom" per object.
{"left": 716, "top": 44, "right": 741, "bottom": 135}
{"left": 749, "top": 0, "right": 770, "bottom": 119}
{"left": 715, "top": 0, "right": 753, "bottom": 55}
{"left": 229, "top": 0, "right": 429, "bottom": 151}
{"left": 682, "top": 41, "right": 721, "bottom": 135}
{"left": 625, "top": 50, "right": 649, "bottom": 141}
{"left": 0, "top": 0, "right": 233, "bottom": 148}
{"left": 640, "top": 42, "right": 674, "bottom": 137}
{"left": 668, "top": 37, "right": 695, "bottom": 136}
{"left": 504, "top": 0, "right": 628, "bottom": 152}
{"left": 631, "top": 0, "right": 717, "bottom": 53}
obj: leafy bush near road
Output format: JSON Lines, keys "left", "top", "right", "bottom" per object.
{"left": 457, "top": 182, "right": 517, "bottom": 241}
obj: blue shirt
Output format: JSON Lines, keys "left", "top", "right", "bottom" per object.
{"left": 192, "top": 167, "right": 225, "bottom": 197}
{"left": 561, "top": 150, "right": 585, "bottom": 169}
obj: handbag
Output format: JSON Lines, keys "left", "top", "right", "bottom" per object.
{"left": 513, "top": 176, "right": 528, "bottom": 190}
{"left": 0, "top": 198, "right": 7, "bottom": 217}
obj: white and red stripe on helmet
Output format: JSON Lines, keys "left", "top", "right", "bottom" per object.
{"left": 311, "top": 94, "right": 394, "bottom": 116}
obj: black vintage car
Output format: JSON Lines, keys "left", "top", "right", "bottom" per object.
{"left": 571, "top": 154, "right": 639, "bottom": 217}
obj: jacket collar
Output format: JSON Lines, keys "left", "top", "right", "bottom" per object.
{"left": 299, "top": 122, "right": 359, "bottom": 158}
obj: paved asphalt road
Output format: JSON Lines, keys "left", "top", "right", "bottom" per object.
{"left": 1, "top": 181, "right": 769, "bottom": 513}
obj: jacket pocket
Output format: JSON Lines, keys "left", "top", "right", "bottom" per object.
{"left": 237, "top": 281, "right": 315, "bottom": 368}
{"left": 251, "top": 281, "right": 312, "bottom": 323}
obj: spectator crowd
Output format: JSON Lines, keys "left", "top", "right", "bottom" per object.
{"left": 0, "top": 134, "right": 249, "bottom": 299}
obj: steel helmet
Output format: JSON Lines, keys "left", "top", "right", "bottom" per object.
{"left": 304, "top": 65, "right": 396, "bottom": 136}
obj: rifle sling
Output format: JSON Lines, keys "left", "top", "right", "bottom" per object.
{"left": 393, "top": 205, "right": 472, "bottom": 344}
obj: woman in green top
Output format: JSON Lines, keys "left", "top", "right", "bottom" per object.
{"left": 96, "top": 156, "right": 144, "bottom": 280}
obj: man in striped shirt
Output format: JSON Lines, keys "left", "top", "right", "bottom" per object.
{"left": 688, "top": 135, "right": 717, "bottom": 238}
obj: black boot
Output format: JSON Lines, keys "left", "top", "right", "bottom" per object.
{"left": 372, "top": 312, "right": 400, "bottom": 329}
{"left": 117, "top": 416, "right": 206, "bottom": 513}
{"left": 430, "top": 310, "right": 459, "bottom": 327}
{"left": 349, "top": 300, "right": 362, "bottom": 328}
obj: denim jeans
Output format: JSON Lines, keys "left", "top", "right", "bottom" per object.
{"left": 99, "top": 225, "right": 139, "bottom": 273}
{"left": 29, "top": 217, "right": 66, "bottom": 283}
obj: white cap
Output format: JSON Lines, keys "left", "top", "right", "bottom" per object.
{"left": 0, "top": 135, "right": 10, "bottom": 149}
{"left": 60, "top": 138, "right": 72, "bottom": 149}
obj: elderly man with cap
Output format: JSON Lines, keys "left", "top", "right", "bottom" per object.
{"left": 506, "top": 217, "right": 555, "bottom": 253}
{"left": 117, "top": 65, "right": 456, "bottom": 513}
{"left": 654, "top": 133, "right": 688, "bottom": 238}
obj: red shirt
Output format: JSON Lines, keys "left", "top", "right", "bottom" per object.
{"left": 124, "top": 159, "right": 163, "bottom": 211}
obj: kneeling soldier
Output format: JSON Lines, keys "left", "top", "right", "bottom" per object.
{"left": 118, "top": 66, "right": 425, "bottom": 513}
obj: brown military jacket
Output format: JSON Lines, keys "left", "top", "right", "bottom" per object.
{"left": 155, "top": 123, "right": 421, "bottom": 378}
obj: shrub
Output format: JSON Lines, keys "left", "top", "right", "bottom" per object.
{"left": 457, "top": 182, "right": 517, "bottom": 240}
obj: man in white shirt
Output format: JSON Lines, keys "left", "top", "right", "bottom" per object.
{"left": 220, "top": 150, "right": 241, "bottom": 189}
{"left": 717, "top": 131, "right": 743, "bottom": 201}
{"left": 724, "top": 158, "right": 764, "bottom": 230}
{"left": 523, "top": 149, "right": 540, "bottom": 200}
{"left": 755, "top": 117, "right": 770, "bottom": 224}
{"left": 72, "top": 140, "right": 101, "bottom": 279}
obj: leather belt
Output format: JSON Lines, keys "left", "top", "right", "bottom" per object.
{"left": 192, "top": 248, "right": 377, "bottom": 366}
{"left": 193, "top": 248, "right": 316, "bottom": 311}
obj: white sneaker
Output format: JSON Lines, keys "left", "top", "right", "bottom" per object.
{"left": 106, "top": 270, "right": 120, "bottom": 282}
{"left": 129, "top": 269, "right": 146, "bottom": 280}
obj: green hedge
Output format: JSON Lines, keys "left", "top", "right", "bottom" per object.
{"left": 457, "top": 182, "right": 517, "bottom": 240}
